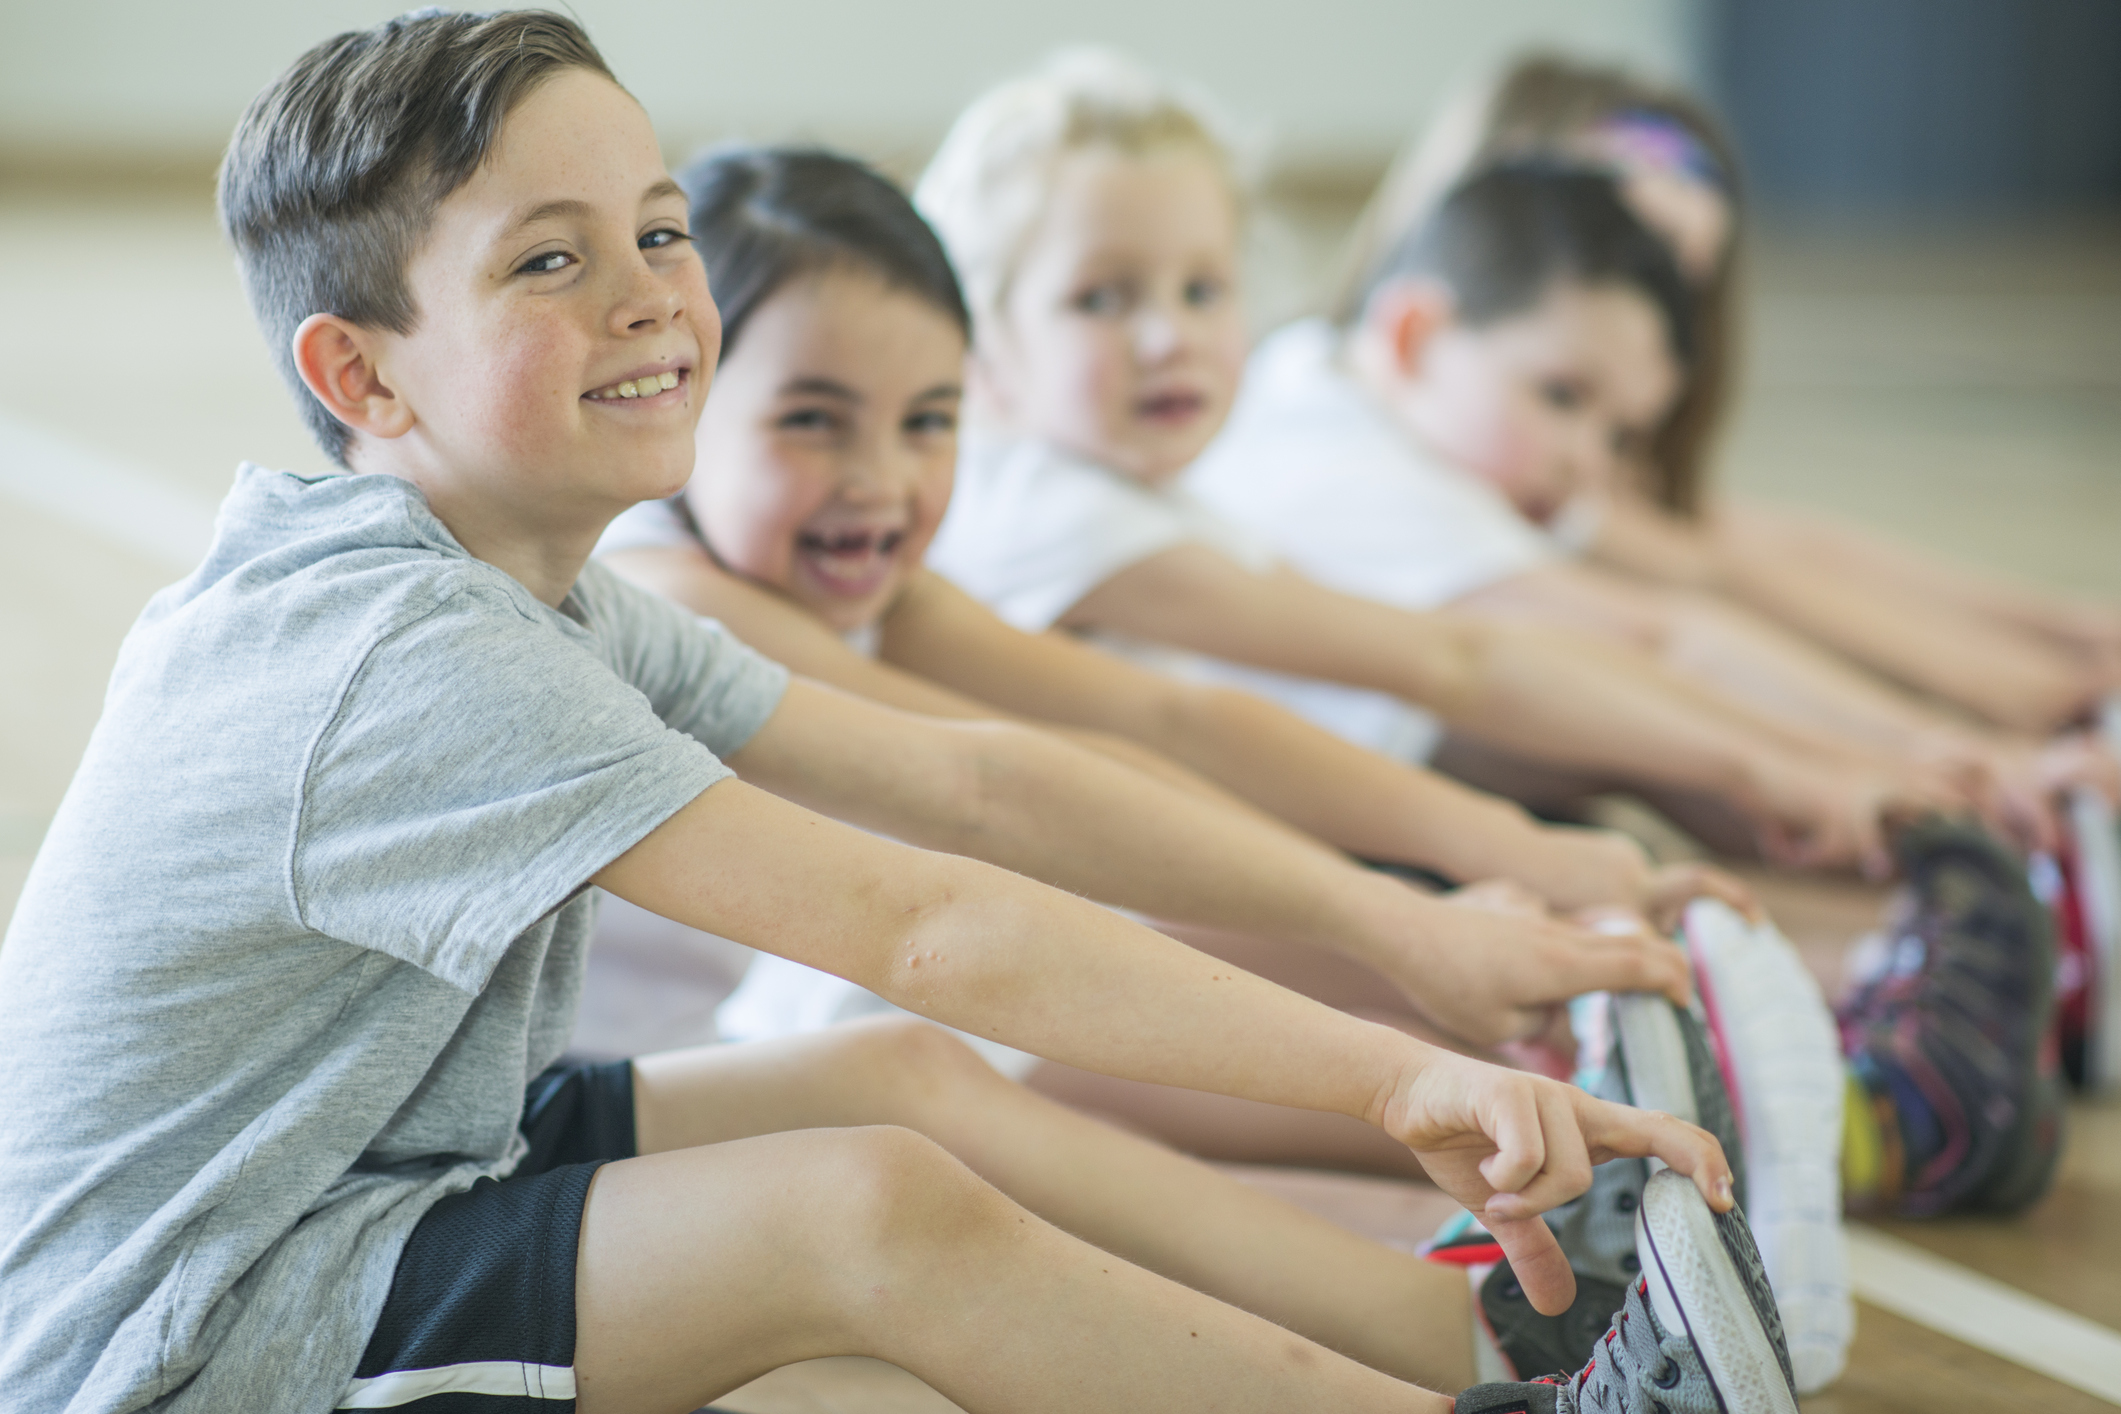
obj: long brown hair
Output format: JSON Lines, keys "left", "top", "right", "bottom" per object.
{"left": 1333, "top": 54, "right": 1743, "bottom": 516}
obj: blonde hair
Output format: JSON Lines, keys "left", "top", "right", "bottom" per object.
{"left": 1332, "top": 53, "right": 1743, "bottom": 516}
{"left": 915, "top": 47, "right": 1245, "bottom": 334}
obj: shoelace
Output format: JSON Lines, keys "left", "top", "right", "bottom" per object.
{"left": 1534, "top": 1278, "right": 1690, "bottom": 1412}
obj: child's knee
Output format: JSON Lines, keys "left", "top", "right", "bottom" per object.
{"left": 812, "top": 1123, "right": 1013, "bottom": 1255}
{"left": 839, "top": 1014, "right": 1015, "bottom": 1097}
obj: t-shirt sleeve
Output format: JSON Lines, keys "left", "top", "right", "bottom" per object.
{"left": 575, "top": 561, "right": 790, "bottom": 759}
{"left": 926, "top": 442, "right": 1203, "bottom": 631}
{"left": 293, "top": 583, "right": 739, "bottom": 994}
{"left": 595, "top": 497, "right": 698, "bottom": 557}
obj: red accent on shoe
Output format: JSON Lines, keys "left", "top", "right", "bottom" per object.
{"left": 1421, "top": 1240, "right": 1506, "bottom": 1266}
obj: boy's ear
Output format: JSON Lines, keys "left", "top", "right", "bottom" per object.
{"left": 291, "top": 313, "right": 416, "bottom": 442}
{"left": 1362, "top": 277, "right": 1456, "bottom": 381}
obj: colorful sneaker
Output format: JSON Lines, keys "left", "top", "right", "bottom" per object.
{"left": 1455, "top": 1169, "right": 1800, "bottom": 1414}
{"left": 1839, "top": 817, "right": 2064, "bottom": 1217}
{"left": 1449, "top": 986, "right": 1747, "bottom": 1382}
{"left": 2059, "top": 787, "right": 2121, "bottom": 1090}
{"left": 1681, "top": 898, "right": 1852, "bottom": 1393}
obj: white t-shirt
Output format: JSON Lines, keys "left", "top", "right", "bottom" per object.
{"left": 928, "top": 430, "right": 1442, "bottom": 763}
{"left": 597, "top": 495, "right": 697, "bottom": 556}
{"left": 1186, "top": 319, "right": 1557, "bottom": 611}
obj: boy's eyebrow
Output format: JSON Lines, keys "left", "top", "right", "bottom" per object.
{"left": 507, "top": 179, "right": 688, "bottom": 234}
{"left": 912, "top": 383, "right": 963, "bottom": 402}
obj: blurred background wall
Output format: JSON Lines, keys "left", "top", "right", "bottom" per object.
{"left": 0, "top": 0, "right": 1696, "bottom": 188}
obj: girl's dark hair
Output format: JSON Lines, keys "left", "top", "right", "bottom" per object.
{"left": 1364, "top": 160, "right": 1695, "bottom": 373}
{"left": 677, "top": 145, "right": 971, "bottom": 357}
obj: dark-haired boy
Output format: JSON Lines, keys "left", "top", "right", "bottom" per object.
{"left": 0, "top": 14, "right": 1782, "bottom": 1414}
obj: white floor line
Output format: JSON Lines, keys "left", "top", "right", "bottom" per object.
{"left": 0, "top": 411, "right": 217, "bottom": 572}
{"left": 1847, "top": 1223, "right": 2121, "bottom": 1400}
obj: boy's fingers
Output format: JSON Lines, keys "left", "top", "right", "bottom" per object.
{"left": 1486, "top": 1084, "right": 1596, "bottom": 1215}
{"left": 1472, "top": 1078, "right": 1550, "bottom": 1199}
{"left": 1579, "top": 1096, "right": 1735, "bottom": 1212}
{"left": 1481, "top": 1212, "right": 1578, "bottom": 1317}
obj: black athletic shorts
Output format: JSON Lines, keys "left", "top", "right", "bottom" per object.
{"left": 337, "top": 1059, "right": 637, "bottom": 1411}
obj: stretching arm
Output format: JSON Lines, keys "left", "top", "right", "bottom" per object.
{"left": 722, "top": 678, "right": 1692, "bottom": 1044}
{"left": 592, "top": 773, "right": 1734, "bottom": 1310}
{"left": 1066, "top": 543, "right": 1912, "bottom": 870}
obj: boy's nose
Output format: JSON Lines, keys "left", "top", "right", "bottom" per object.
{"left": 1133, "top": 308, "right": 1183, "bottom": 362}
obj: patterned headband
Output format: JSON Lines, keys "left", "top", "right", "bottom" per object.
{"left": 1592, "top": 108, "right": 1730, "bottom": 193}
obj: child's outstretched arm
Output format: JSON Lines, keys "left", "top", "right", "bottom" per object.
{"left": 591, "top": 775, "right": 1735, "bottom": 1313}
{"left": 890, "top": 571, "right": 1749, "bottom": 922}
{"left": 721, "top": 677, "right": 1693, "bottom": 1046}
{"left": 606, "top": 542, "right": 1747, "bottom": 921}
{"left": 1065, "top": 542, "right": 1926, "bottom": 873}
{"left": 1592, "top": 490, "right": 2113, "bottom": 732}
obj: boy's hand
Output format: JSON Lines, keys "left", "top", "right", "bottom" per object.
{"left": 1367, "top": 883, "right": 1692, "bottom": 1048}
{"left": 1520, "top": 826, "right": 1759, "bottom": 929}
{"left": 1374, "top": 1048, "right": 1736, "bottom": 1316}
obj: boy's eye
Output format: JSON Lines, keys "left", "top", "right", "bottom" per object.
{"left": 906, "top": 409, "right": 958, "bottom": 435}
{"left": 640, "top": 228, "right": 689, "bottom": 253}
{"left": 1183, "top": 277, "right": 1226, "bottom": 308}
{"left": 516, "top": 249, "right": 574, "bottom": 275}
{"left": 1539, "top": 379, "right": 1587, "bottom": 412}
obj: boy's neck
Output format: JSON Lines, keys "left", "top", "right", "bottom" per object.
{"left": 364, "top": 457, "right": 613, "bottom": 609}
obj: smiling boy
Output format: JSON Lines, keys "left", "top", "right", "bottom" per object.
{"left": 0, "top": 12, "right": 1784, "bottom": 1414}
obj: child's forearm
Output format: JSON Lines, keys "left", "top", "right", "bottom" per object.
{"left": 1139, "top": 684, "right": 1632, "bottom": 900}
{"left": 597, "top": 779, "right": 1421, "bottom": 1117}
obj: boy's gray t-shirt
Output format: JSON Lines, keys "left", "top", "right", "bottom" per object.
{"left": 0, "top": 466, "right": 789, "bottom": 1414}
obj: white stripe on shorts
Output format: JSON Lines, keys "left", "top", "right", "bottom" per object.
{"left": 337, "top": 1359, "right": 577, "bottom": 1407}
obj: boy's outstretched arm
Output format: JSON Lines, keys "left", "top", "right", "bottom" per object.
{"left": 1065, "top": 543, "right": 1925, "bottom": 872}
{"left": 591, "top": 775, "right": 1734, "bottom": 1313}
{"left": 720, "top": 678, "right": 1692, "bottom": 1046}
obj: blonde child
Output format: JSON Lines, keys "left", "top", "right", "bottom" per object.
{"left": 1337, "top": 52, "right": 2121, "bottom": 736}
{"left": 0, "top": 14, "right": 1783, "bottom": 1414}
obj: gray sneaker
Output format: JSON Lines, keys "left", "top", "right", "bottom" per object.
{"left": 1469, "top": 991, "right": 1747, "bottom": 1379}
{"left": 1457, "top": 1170, "right": 1799, "bottom": 1414}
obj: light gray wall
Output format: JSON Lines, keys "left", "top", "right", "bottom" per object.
{"left": 4, "top": 0, "right": 1694, "bottom": 176}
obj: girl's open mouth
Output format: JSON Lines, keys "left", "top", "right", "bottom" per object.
{"left": 795, "top": 526, "right": 907, "bottom": 597}
{"left": 1136, "top": 389, "right": 1205, "bottom": 425}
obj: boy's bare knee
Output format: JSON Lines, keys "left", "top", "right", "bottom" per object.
{"left": 806, "top": 1122, "right": 1017, "bottom": 1270}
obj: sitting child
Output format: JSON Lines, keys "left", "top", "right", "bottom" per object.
{"left": 1187, "top": 162, "right": 2117, "bottom": 857}
{"left": 0, "top": 13, "right": 1776, "bottom": 1414}
{"left": 582, "top": 143, "right": 1862, "bottom": 1387}
{"left": 913, "top": 50, "right": 1958, "bottom": 881}
{"left": 906, "top": 44, "right": 2068, "bottom": 1384}
{"left": 1331, "top": 52, "right": 2121, "bottom": 742}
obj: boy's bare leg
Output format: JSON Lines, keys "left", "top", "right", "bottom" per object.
{"left": 617, "top": 1018, "right": 1475, "bottom": 1398}
{"left": 575, "top": 1118, "right": 1454, "bottom": 1414}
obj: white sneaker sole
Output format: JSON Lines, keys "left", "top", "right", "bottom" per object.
{"left": 1639, "top": 1169, "right": 1801, "bottom": 1414}
{"left": 1610, "top": 992, "right": 1697, "bottom": 1128}
{"left": 1684, "top": 898, "right": 1852, "bottom": 1394}
{"left": 2069, "top": 786, "right": 2121, "bottom": 1091}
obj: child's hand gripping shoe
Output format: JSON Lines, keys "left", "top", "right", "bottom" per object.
{"left": 1455, "top": 1168, "right": 1801, "bottom": 1414}
{"left": 1434, "top": 982, "right": 1747, "bottom": 1384}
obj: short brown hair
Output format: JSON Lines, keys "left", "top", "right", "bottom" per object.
{"left": 218, "top": 9, "right": 615, "bottom": 465}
